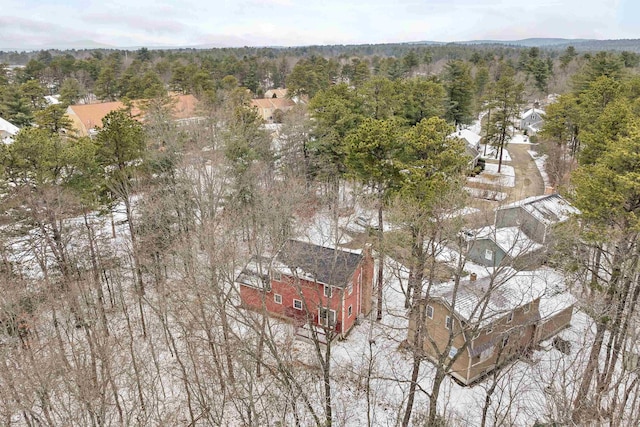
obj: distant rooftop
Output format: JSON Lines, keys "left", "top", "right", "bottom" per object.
{"left": 67, "top": 94, "right": 199, "bottom": 135}
{"left": 522, "top": 108, "right": 545, "bottom": 120}
{"left": 264, "top": 88, "right": 288, "bottom": 98}
{"left": 250, "top": 97, "right": 295, "bottom": 110}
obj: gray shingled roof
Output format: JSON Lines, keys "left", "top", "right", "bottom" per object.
{"left": 497, "top": 194, "right": 580, "bottom": 226}
{"left": 276, "top": 240, "right": 363, "bottom": 288}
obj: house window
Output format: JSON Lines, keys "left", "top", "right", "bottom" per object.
{"left": 426, "top": 305, "right": 434, "bottom": 319}
{"left": 293, "top": 299, "right": 302, "bottom": 310}
{"left": 486, "top": 324, "right": 494, "bottom": 335}
{"left": 502, "top": 335, "right": 510, "bottom": 348}
{"left": 475, "top": 345, "right": 495, "bottom": 364}
{"left": 507, "top": 311, "right": 514, "bottom": 323}
{"left": 272, "top": 270, "right": 282, "bottom": 282}
{"left": 448, "top": 346, "right": 458, "bottom": 359}
{"left": 524, "top": 302, "right": 531, "bottom": 313}
{"left": 485, "top": 249, "right": 494, "bottom": 261}
{"left": 348, "top": 305, "right": 353, "bottom": 317}
{"left": 445, "top": 316, "right": 452, "bottom": 330}
{"left": 347, "top": 282, "right": 353, "bottom": 296}
{"left": 274, "top": 294, "right": 282, "bottom": 304}
{"left": 319, "top": 308, "right": 336, "bottom": 327}
{"left": 324, "top": 285, "right": 332, "bottom": 298}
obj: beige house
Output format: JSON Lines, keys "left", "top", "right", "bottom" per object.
{"left": 264, "top": 88, "right": 288, "bottom": 99}
{"left": 250, "top": 97, "right": 296, "bottom": 123}
{"left": 408, "top": 269, "right": 575, "bottom": 385}
{"left": 66, "top": 94, "right": 199, "bottom": 137}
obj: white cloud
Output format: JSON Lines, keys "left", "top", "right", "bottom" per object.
{"left": 0, "top": 0, "right": 635, "bottom": 49}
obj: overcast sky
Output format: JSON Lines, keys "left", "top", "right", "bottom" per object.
{"left": 0, "top": 0, "right": 638, "bottom": 49}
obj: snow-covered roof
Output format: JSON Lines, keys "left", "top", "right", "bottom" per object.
{"left": 521, "top": 108, "right": 545, "bottom": 120}
{"left": 456, "top": 128, "right": 482, "bottom": 147}
{"left": 431, "top": 270, "right": 549, "bottom": 327}
{"left": 44, "top": 95, "right": 60, "bottom": 105}
{"left": 430, "top": 268, "right": 575, "bottom": 329}
{"left": 236, "top": 256, "right": 271, "bottom": 290}
{"left": 471, "top": 226, "right": 544, "bottom": 258}
{"left": 450, "top": 128, "right": 482, "bottom": 159}
{"left": 498, "top": 194, "right": 580, "bottom": 226}
{"left": 0, "top": 116, "right": 19, "bottom": 136}
{"left": 536, "top": 268, "right": 576, "bottom": 319}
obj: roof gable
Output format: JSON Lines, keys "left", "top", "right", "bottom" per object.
{"left": 522, "top": 108, "right": 545, "bottom": 120}
{"left": 0, "top": 116, "right": 19, "bottom": 136}
{"left": 471, "top": 226, "right": 543, "bottom": 258}
{"left": 265, "top": 88, "right": 288, "bottom": 98}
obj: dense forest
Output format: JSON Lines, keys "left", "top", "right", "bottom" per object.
{"left": 1, "top": 41, "right": 640, "bottom": 426}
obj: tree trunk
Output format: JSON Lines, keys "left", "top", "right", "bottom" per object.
{"left": 83, "top": 210, "right": 109, "bottom": 336}
{"left": 427, "top": 368, "right": 447, "bottom": 426}
{"left": 376, "top": 199, "right": 384, "bottom": 321}
{"left": 123, "top": 196, "right": 147, "bottom": 338}
{"left": 323, "top": 345, "right": 333, "bottom": 427}
{"left": 401, "top": 352, "right": 421, "bottom": 427}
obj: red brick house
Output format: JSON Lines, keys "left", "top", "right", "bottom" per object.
{"left": 236, "top": 240, "right": 374, "bottom": 339}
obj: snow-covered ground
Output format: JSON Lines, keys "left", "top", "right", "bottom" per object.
{"left": 509, "top": 133, "right": 533, "bottom": 145}
{"left": 282, "top": 210, "right": 604, "bottom": 426}
{"left": 2, "top": 188, "right": 633, "bottom": 426}
{"left": 480, "top": 144, "right": 512, "bottom": 162}
{"left": 464, "top": 187, "right": 508, "bottom": 201}
{"left": 528, "top": 148, "right": 552, "bottom": 188}
{"left": 302, "top": 236, "right": 591, "bottom": 426}
{"left": 468, "top": 163, "right": 516, "bottom": 188}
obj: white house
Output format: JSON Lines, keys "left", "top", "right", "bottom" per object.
{"left": 0, "top": 116, "right": 19, "bottom": 144}
{"left": 44, "top": 95, "right": 61, "bottom": 105}
{"left": 520, "top": 108, "right": 545, "bottom": 135}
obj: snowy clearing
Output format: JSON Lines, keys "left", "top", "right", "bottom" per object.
{"left": 468, "top": 163, "right": 516, "bottom": 188}
{"left": 464, "top": 187, "right": 508, "bottom": 201}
